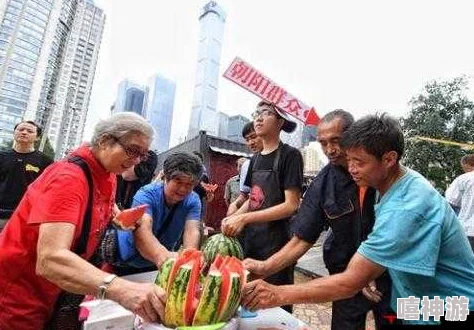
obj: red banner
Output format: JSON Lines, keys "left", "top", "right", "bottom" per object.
{"left": 223, "top": 57, "right": 320, "bottom": 125}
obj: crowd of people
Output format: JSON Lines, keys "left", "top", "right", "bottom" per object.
{"left": 1, "top": 101, "right": 474, "bottom": 329}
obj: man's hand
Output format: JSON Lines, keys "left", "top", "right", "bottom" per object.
{"left": 242, "top": 279, "right": 282, "bottom": 311}
{"left": 243, "top": 258, "right": 268, "bottom": 279}
{"left": 361, "top": 280, "right": 382, "bottom": 303}
{"left": 221, "top": 214, "right": 247, "bottom": 237}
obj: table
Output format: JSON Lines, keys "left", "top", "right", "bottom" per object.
{"left": 123, "top": 271, "right": 309, "bottom": 329}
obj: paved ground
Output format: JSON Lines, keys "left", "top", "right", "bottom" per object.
{"left": 291, "top": 232, "right": 375, "bottom": 330}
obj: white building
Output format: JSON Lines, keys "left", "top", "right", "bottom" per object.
{"left": 187, "top": 1, "right": 226, "bottom": 139}
{"left": 0, "top": 0, "right": 105, "bottom": 158}
{"left": 0, "top": 0, "right": 64, "bottom": 145}
{"left": 53, "top": 0, "right": 105, "bottom": 158}
{"left": 301, "top": 141, "right": 327, "bottom": 176}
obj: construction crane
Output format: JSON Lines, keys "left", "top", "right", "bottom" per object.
{"left": 409, "top": 136, "right": 474, "bottom": 150}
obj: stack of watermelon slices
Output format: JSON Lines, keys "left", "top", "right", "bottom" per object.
{"left": 155, "top": 248, "right": 246, "bottom": 328}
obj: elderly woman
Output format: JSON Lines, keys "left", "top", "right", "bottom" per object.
{"left": 0, "top": 113, "right": 166, "bottom": 329}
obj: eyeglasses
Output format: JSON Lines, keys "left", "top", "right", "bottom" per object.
{"left": 251, "top": 109, "right": 278, "bottom": 120}
{"left": 114, "top": 137, "right": 148, "bottom": 161}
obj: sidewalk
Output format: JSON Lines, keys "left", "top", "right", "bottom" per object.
{"left": 292, "top": 232, "right": 375, "bottom": 330}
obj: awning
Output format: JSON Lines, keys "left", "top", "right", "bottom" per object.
{"left": 209, "top": 146, "right": 251, "bottom": 157}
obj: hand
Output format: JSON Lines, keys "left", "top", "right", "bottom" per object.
{"left": 361, "top": 280, "right": 382, "bottom": 303}
{"left": 226, "top": 202, "right": 238, "bottom": 216}
{"left": 221, "top": 214, "right": 246, "bottom": 237}
{"left": 205, "top": 191, "right": 215, "bottom": 202}
{"left": 243, "top": 258, "right": 268, "bottom": 279}
{"left": 113, "top": 280, "right": 166, "bottom": 323}
{"left": 242, "top": 279, "right": 282, "bottom": 311}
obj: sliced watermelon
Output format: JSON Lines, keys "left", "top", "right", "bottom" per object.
{"left": 216, "top": 265, "right": 231, "bottom": 321}
{"left": 184, "top": 257, "right": 202, "bottom": 325}
{"left": 167, "top": 249, "right": 202, "bottom": 293}
{"left": 115, "top": 204, "right": 148, "bottom": 227}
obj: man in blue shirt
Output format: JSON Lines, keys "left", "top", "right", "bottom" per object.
{"left": 116, "top": 152, "right": 202, "bottom": 275}
{"left": 243, "top": 113, "right": 474, "bottom": 325}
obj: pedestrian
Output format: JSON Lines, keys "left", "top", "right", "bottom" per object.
{"left": 226, "top": 121, "right": 263, "bottom": 216}
{"left": 115, "top": 150, "right": 158, "bottom": 210}
{"left": 243, "top": 110, "right": 396, "bottom": 330}
{"left": 222, "top": 100, "right": 303, "bottom": 312}
{"left": 0, "top": 121, "right": 53, "bottom": 230}
{"left": 0, "top": 112, "right": 166, "bottom": 329}
{"left": 114, "top": 152, "right": 202, "bottom": 275}
{"left": 224, "top": 157, "right": 248, "bottom": 206}
{"left": 243, "top": 113, "right": 474, "bottom": 325}
{"left": 445, "top": 154, "right": 474, "bottom": 251}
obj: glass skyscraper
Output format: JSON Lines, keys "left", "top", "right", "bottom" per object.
{"left": 0, "top": 0, "right": 105, "bottom": 156}
{"left": 187, "top": 1, "right": 226, "bottom": 139}
{"left": 144, "top": 74, "right": 176, "bottom": 153}
{"left": 114, "top": 79, "right": 146, "bottom": 115}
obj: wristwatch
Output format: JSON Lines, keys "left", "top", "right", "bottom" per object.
{"left": 97, "top": 274, "right": 118, "bottom": 300}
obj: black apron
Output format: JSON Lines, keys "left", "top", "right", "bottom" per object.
{"left": 242, "top": 146, "right": 294, "bottom": 287}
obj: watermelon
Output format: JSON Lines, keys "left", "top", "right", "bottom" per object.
{"left": 192, "top": 270, "right": 222, "bottom": 325}
{"left": 155, "top": 258, "right": 175, "bottom": 289}
{"left": 158, "top": 249, "right": 245, "bottom": 328}
{"left": 115, "top": 204, "right": 148, "bottom": 228}
{"left": 201, "top": 234, "right": 244, "bottom": 268}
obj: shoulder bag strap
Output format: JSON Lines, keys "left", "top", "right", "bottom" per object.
{"left": 67, "top": 156, "right": 93, "bottom": 256}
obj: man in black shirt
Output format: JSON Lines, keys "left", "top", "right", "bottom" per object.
{"left": 0, "top": 121, "right": 53, "bottom": 230}
{"left": 243, "top": 110, "right": 395, "bottom": 330}
{"left": 222, "top": 100, "right": 303, "bottom": 312}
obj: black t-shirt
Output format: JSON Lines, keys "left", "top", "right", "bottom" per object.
{"left": 291, "top": 163, "right": 376, "bottom": 272}
{"left": 244, "top": 142, "right": 303, "bottom": 193}
{"left": 115, "top": 150, "right": 158, "bottom": 209}
{"left": 0, "top": 149, "right": 53, "bottom": 217}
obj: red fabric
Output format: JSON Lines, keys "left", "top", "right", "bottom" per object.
{"left": 0, "top": 145, "right": 116, "bottom": 330}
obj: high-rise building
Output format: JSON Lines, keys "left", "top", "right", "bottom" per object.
{"left": 227, "top": 114, "right": 250, "bottom": 143}
{"left": 114, "top": 79, "right": 146, "bottom": 115}
{"left": 187, "top": 1, "right": 226, "bottom": 139}
{"left": 54, "top": 0, "right": 105, "bottom": 158}
{"left": 0, "top": 0, "right": 59, "bottom": 145}
{"left": 281, "top": 121, "right": 304, "bottom": 149}
{"left": 302, "top": 124, "right": 317, "bottom": 147}
{"left": 301, "top": 141, "right": 326, "bottom": 176}
{"left": 0, "top": 0, "right": 105, "bottom": 156}
{"left": 144, "top": 74, "right": 176, "bottom": 153}
{"left": 217, "top": 111, "right": 228, "bottom": 138}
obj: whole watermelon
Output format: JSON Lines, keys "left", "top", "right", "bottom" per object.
{"left": 201, "top": 233, "right": 244, "bottom": 268}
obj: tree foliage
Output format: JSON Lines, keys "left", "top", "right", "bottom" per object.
{"left": 401, "top": 76, "right": 474, "bottom": 192}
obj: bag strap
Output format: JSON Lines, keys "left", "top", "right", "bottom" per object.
{"left": 67, "top": 156, "right": 93, "bottom": 256}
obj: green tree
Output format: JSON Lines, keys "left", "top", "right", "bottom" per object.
{"left": 401, "top": 76, "right": 474, "bottom": 192}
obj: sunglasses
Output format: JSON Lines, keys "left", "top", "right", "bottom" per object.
{"left": 114, "top": 137, "right": 149, "bottom": 161}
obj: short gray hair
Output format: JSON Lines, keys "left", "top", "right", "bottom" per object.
{"left": 91, "top": 112, "right": 154, "bottom": 147}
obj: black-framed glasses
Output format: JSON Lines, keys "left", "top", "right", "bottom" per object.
{"left": 251, "top": 109, "right": 277, "bottom": 120}
{"left": 114, "top": 137, "right": 148, "bottom": 161}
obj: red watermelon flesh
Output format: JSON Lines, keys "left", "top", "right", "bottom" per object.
{"left": 167, "top": 249, "right": 202, "bottom": 293}
{"left": 115, "top": 204, "right": 148, "bottom": 228}
{"left": 184, "top": 257, "right": 202, "bottom": 325}
{"left": 216, "top": 265, "right": 231, "bottom": 320}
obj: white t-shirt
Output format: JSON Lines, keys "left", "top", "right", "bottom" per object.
{"left": 445, "top": 170, "right": 474, "bottom": 236}
{"left": 239, "top": 159, "right": 251, "bottom": 194}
